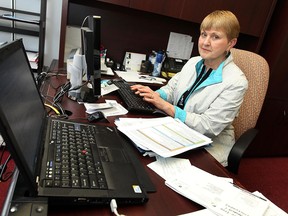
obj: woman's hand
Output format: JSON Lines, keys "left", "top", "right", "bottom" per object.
{"left": 130, "top": 84, "right": 175, "bottom": 116}
{"left": 130, "top": 84, "right": 154, "bottom": 97}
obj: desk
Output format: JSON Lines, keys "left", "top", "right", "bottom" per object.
{"left": 3, "top": 62, "right": 242, "bottom": 216}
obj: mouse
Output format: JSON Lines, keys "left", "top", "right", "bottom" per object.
{"left": 87, "top": 111, "right": 105, "bottom": 122}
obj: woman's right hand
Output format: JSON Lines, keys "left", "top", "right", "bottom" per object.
{"left": 130, "top": 84, "right": 175, "bottom": 117}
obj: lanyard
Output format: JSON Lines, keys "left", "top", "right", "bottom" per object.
{"left": 177, "top": 66, "right": 213, "bottom": 109}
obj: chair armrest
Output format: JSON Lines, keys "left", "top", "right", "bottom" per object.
{"left": 227, "top": 128, "right": 258, "bottom": 174}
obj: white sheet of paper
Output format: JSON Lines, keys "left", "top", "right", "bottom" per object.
{"left": 115, "top": 71, "right": 166, "bottom": 84}
{"left": 179, "top": 192, "right": 288, "bottom": 216}
{"left": 123, "top": 52, "right": 146, "bottom": 72}
{"left": 165, "top": 166, "right": 269, "bottom": 216}
{"left": 101, "top": 83, "right": 119, "bottom": 96}
{"left": 178, "top": 209, "right": 215, "bottom": 216}
{"left": 147, "top": 157, "right": 191, "bottom": 180}
{"left": 84, "top": 100, "right": 128, "bottom": 117}
{"left": 167, "top": 32, "right": 193, "bottom": 59}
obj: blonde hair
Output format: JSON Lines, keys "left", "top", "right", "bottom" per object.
{"left": 200, "top": 10, "right": 240, "bottom": 40}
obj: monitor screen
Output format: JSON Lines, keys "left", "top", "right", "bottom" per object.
{"left": 81, "top": 15, "right": 101, "bottom": 97}
{"left": 0, "top": 40, "right": 45, "bottom": 187}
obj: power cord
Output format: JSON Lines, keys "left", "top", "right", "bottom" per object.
{"left": 0, "top": 142, "right": 14, "bottom": 182}
{"left": 35, "top": 71, "right": 48, "bottom": 89}
{"left": 110, "top": 199, "right": 126, "bottom": 216}
{"left": 53, "top": 82, "right": 72, "bottom": 104}
{"left": 0, "top": 154, "right": 12, "bottom": 182}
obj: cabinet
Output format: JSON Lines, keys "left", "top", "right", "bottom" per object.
{"left": 180, "top": 0, "right": 275, "bottom": 36}
{"left": 0, "top": 0, "right": 47, "bottom": 73}
{"left": 59, "top": 0, "right": 276, "bottom": 67}
{"left": 245, "top": 0, "right": 288, "bottom": 157}
{"left": 245, "top": 99, "right": 288, "bottom": 157}
{"left": 130, "top": 0, "right": 185, "bottom": 19}
{"left": 122, "top": 0, "right": 277, "bottom": 52}
{"left": 96, "top": 0, "right": 129, "bottom": 7}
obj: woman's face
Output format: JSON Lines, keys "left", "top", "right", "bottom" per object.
{"left": 198, "top": 28, "right": 235, "bottom": 67}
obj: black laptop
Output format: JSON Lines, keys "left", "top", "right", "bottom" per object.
{"left": 0, "top": 40, "right": 152, "bottom": 205}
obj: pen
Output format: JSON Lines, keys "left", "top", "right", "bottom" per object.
{"left": 139, "top": 75, "right": 166, "bottom": 83}
{"left": 139, "top": 75, "right": 156, "bottom": 81}
{"left": 230, "top": 183, "right": 267, "bottom": 201}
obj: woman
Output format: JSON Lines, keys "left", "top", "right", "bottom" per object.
{"left": 131, "top": 10, "right": 248, "bottom": 166}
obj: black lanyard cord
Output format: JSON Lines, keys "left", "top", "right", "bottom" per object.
{"left": 177, "top": 66, "right": 213, "bottom": 109}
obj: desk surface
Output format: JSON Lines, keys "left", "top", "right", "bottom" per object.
{"left": 43, "top": 67, "right": 242, "bottom": 215}
{"left": 2, "top": 65, "right": 241, "bottom": 216}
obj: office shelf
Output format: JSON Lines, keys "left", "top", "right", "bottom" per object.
{"left": 0, "top": 1, "right": 46, "bottom": 73}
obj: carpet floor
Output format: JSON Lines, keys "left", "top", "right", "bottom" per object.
{"left": 235, "top": 157, "right": 288, "bottom": 213}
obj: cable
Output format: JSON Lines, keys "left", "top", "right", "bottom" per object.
{"left": 53, "top": 82, "right": 71, "bottom": 107}
{"left": 35, "top": 71, "right": 48, "bottom": 88}
{"left": 44, "top": 103, "right": 61, "bottom": 115}
{"left": 0, "top": 154, "right": 14, "bottom": 182}
{"left": 110, "top": 199, "right": 126, "bottom": 216}
{"left": 81, "top": 15, "right": 89, "bottom": 27}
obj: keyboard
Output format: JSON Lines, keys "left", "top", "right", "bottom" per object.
{"left": 112, "top": 79, "right": 156, "bottom": 114}
{"left": 45, "top": 120, "right": 108, "bottom": 189}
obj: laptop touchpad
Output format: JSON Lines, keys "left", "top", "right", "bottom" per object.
{"left": 99, "top": 147, "right": 128, "bottom": 163}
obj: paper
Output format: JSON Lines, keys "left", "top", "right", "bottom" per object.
{"left": 178, "top": 209, "right": 215, "bottom": 216}
{"left": 84, "top": 103, "right": 113, "bottom": 113}
{"left": 84, "top": 100, "right": 128, "bottom": 117}
{"left": 165, "top": 166, "right": 269, "bottom": 216}
{"left": 123, "top": 52, "right": 146, "bottom": 72}
{"left": 179, "top": 192, "right": 288, "bottom": 216}
{"left": 147, "top": 157, "right": 192, "bottom": 180}
{"left": 100, "top": 59, "right": 114, "bottom": 76}
{"left": 26, "top": 51, "right": 38, "bottom": 69}
{"left": 115, "top": 71, "right": 166, "bottom": 84}
{"left": 167, "top": 32, "right": 194, "bottom": 60}
{"left": 253, "top": 192, "right": 288, "bottom": 216}
{"left": 115, "top": 116, "right": 212, "bottom": 157}
{"left": 148, "top": 157, "right": 233, "bottom": 183}
{"left": 101, "top": 67, "right": 114, "bottom": 76}
{"left": 101, "top": 83, "right": 119, "bottom": 96}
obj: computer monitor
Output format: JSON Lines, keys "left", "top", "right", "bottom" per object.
{"left": 81, "top": 15, "right": 101, "bottom": 100}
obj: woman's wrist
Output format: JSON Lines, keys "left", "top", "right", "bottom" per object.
{"left": 162, "top": 102, "right": 175, "bottom": 117}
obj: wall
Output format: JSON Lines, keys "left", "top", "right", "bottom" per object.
{"left": 44, "top": 0, "right": 62, "bottom": 67}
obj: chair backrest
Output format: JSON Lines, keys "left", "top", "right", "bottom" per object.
{"left": 230, "top": 48, "right": 269, "bottom": 140}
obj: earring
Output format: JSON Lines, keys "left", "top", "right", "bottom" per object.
{"left": 225, "top": 50, "right": 230, "bottom": 57}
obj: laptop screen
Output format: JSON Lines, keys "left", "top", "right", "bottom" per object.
{"left": 0, "top": 40, "right": 46, "bottom": 181}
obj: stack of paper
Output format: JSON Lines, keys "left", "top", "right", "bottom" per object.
{"left": 115, "top": 71, "right": 166, "bottom": 84}
{"left": 165, "top": 165, "right": 270, "bottom": 216}
{"left": 167, "top": 32, "right": 194, "bottom": 60}
{"left": 26, "top": 51, "right": 38, "bottom": 70}
{"left": 147, "top": 155, "right": 287, "bottom": 216}
{"left": 84, "top": 100, "right": 128, "bottom": 117}
{"left": 115, "top": 116, "right": 212, "bottom": 157}
{"left": 123, "top": 52, "right": 146, "bottom": 71}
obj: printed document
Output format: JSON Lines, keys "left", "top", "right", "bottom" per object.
{"left": 115, "top": 116, "right": 212, "bottom": 157}
{"left": 84, "top": 100, "right": 128, "bottom": 117}
{"left": 178, "top": 192, "right": 288, "bottom": 216}
{"left": 165, "top": 166, "right": 269, "bottom": 216}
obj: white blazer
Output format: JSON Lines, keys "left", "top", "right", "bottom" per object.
{"left": 157, "top": 54, "right": 248, "bottom": 166}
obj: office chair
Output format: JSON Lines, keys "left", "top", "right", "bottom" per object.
{"left": 227, "top": 48, "right": 269, "bottom": 174}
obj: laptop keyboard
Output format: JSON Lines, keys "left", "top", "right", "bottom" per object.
{"left": 44, "top": 120, "right": 108, "bottom": 189}
{"left": 112, "top": 79, "right": 156, "bottom": 113}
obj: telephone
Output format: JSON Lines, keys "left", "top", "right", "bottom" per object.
{"left": 161, "top": 57, "right": 188, "bottom": 79}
